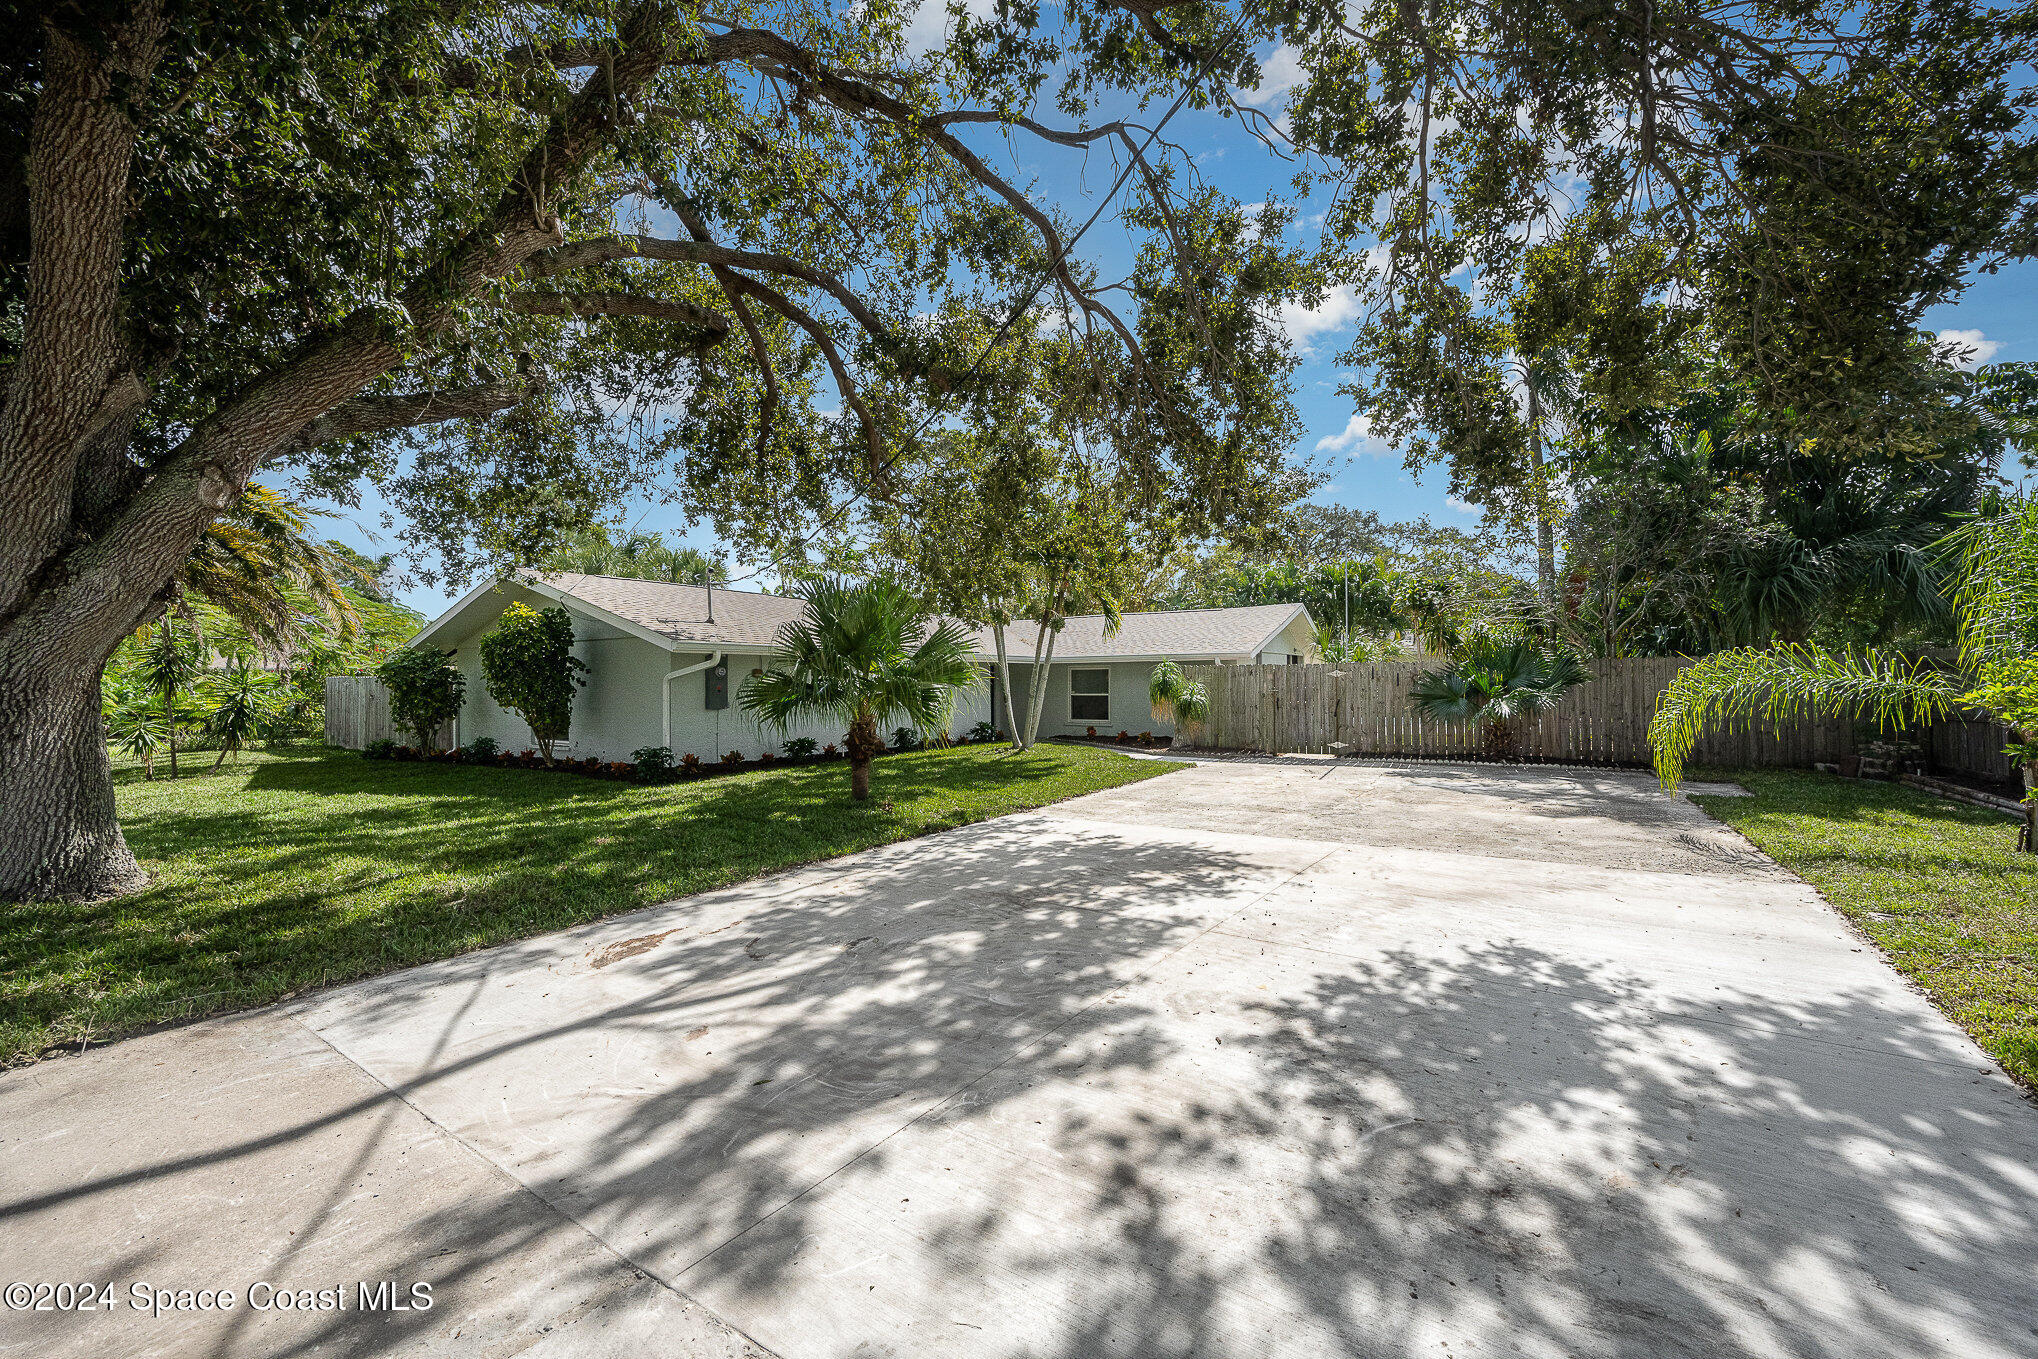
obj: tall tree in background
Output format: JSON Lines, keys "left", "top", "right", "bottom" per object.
{"left": 1286, "top": 0, "right": 2038, "bottom": 552}
{"left": 0, "top": 0, "right": 1307, "bottom": 898}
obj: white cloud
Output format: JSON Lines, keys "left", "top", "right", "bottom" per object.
{"left": 1935, "top": 328, "right": 2001, "bottom": 369}
{"left": 1445, "top": 496, "right": 1480, "bottom": 515}
{"left": 904, "top": 0, "right": 997, "bottom": 54}
{"left": 1274, "top": 284, "right": 1362, "bottom": 358}
{"left": 1314, "top": 413, "right": 1392, "bottom": 458}
{"left": 1231, "top": 44, "right": 1305, "bottom": 108}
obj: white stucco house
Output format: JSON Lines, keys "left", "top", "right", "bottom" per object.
{"left": 394, "top": 573, "right": 1317, "bottom": 761}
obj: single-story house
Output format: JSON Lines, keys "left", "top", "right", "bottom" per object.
{"left": 396, "top": 573, "right": 1317, "bottom": 761}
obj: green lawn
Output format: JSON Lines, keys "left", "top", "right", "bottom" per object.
{"left": 1691, "top": 768, "right": 2038, "bottom": 1091}
{"left": 0, "top": 743, "right": 1179, "bottom": 1064}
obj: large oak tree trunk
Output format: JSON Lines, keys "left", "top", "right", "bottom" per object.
{"left": 0, "top": 650, "right": 146, "bottom": 899}
{"left": 0, "top": 6, "right": 675, "bottom": 901}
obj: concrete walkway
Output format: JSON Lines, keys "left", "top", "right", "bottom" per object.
{"left": 4, "top": 759, "right": 2036, "bottom": 1359}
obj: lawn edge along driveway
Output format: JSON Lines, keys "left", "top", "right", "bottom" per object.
{"left": 0, "top": 743, "right": 1182, "bottom": 1065}
{"left": 1692, "top": 766, "right": 2038, "bottom": 1093}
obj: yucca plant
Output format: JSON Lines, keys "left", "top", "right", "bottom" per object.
{"left": 1148, "top": 659, "right": 1210, "bottom": 730}
{"left": 740, "top": 578, "right": 979, "bottom": 802}
{"left": 132, "top": 618, "right": 204, "bottom": 779}
{"left": 1410, "top": 634, "right": 1589, "bottom": 759}
{"left": 200, "top": 663, "right": 286, "bottom": 768}
{"left": 102, "top": 674, "right": 175, "bottom": 779}
{"left": 1651, "top": 493, "right": 2038, "bottom": 851}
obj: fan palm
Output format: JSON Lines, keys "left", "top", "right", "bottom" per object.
{"left": 1651, "top": 493, "right": 2037, "bottom": 851}
{"left": 739, "top": 578, "right": 980, "bottom": 802}
{"left": 1411, "top": 635, "right": 1590, "bottom": 759}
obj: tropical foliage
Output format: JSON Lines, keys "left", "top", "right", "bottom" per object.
{"left": 478, "top": 605, "right": 586, "bottom": 765}
{"left": 540, "top": 527, "right": 728, "bottom": 585}
{"left": 199, "top": 664, "right": 286, "bottom": 767}
{"left": 101, "top": 673, "right": 175, "bottom": 780}
{"left": 1148, "top": 660, "right": 1210, "bottom": 730}
{"left": 179, "top": 486, "right": 366, "bottom": 650}
{"left": 1411, "top": 635, "right": 1590, "bottom": 759}
{"left": 1650, "top": 495, "right": 2038, "bottom": 850}
{"left": 130, "top": 620, "right": 205, "bottom": 780}
{"left": 740, "top": 579, "right": 978, "bottom": 802}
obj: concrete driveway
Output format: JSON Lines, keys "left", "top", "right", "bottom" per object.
{"left": 4, "top": 757, "right": 2036, "bottom": 1359}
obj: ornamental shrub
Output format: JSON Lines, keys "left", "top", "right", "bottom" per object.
{"left": 376, "top": 645, "right": 465, "bottom": 752}
{"left": 632, "top": 745, "right": 674, "bottom": 779}
{"left": 783, "top": 736, "right": 818, "bottom": 759}
{"left": 478, "top": 603, "right": 587, "bottom": 764}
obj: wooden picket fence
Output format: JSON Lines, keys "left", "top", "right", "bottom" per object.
{"left": 325, "top": 675, "right": 453, "bottom": 749}
{"left": 1175, "top": 659, "right": 2019, "bottom": 783}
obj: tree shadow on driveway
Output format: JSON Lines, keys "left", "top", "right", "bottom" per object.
{"left": 8, "top": 801, "right": 2038, "bottom": 1359}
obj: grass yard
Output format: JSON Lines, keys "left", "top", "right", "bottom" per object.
{"left": 0, "top": 742, "right": 1180, "bottom": 1064}
{"left": 1691, "top": 768, "right": 2038, "bottom": 1091}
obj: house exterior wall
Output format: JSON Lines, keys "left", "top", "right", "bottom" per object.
{"left": 421, "top": 585, "right": 1270, "bottom": 760}
{"left": 1252, "top": 612, "right": 1318, "bottom": 664}
{"left": 1001, "top": 660, "right": 1177, "bottom": 741}
{"left": 433, "top": 592, "right": 999, "bottom": 762}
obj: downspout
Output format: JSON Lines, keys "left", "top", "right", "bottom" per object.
{"left": 663, "top": 651, "right": 723, "bottom": 751}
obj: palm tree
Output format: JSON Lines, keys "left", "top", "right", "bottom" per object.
{"left": 1148, "top": 660, "right": 1210, "bottom": 731}
{"left": 541, "top": 526, "right": 728, "bottom": 584}
{"left": 740, "top": 578, "right": 980, "bottom": 802}
{"left": 1411, "top": 634, "right": 1590, "bottom": 759}
{"left": 1651, "top": 494, "right": 2038, "bottom": 851}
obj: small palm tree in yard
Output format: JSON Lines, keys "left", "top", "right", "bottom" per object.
{"left": 1411, "top": 634, "right": 1589, "bottom": 759}
{"left": 741, "top": 578, "right": 979, "bottom": 802}
{"left": 1651, "top": 493, "right": 2038, "bottom": 851}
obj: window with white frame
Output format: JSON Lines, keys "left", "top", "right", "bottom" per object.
{"left": 1069, "top": 668, "right": 1109, "bottom": 722}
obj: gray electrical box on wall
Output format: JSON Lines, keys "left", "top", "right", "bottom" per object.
{"left": 705, "top": 661, "right": 729, "bottom": 710}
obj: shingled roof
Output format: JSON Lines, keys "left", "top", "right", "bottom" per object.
{"left": 538, "top": 573, "right": 809, "bottom": 648}
{"left": 424, "top": 573, "right": 1308, "bottom": 661}
{"left": 963, "top": 604, "right": 1308, "bottom": 661}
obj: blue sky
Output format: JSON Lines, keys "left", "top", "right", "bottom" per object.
{"left": 316, "top": 29, "right": 2036, "bottom": 618}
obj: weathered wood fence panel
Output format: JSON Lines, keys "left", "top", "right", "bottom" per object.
{"left": 1177, "top": 660, "right": 2016, "bottom": 783}
{"left": 324, "top": 675, "right": 454, "bottom": 749}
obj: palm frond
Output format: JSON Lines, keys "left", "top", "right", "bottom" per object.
{"left": 1950, "top": 494, "right": 2038, "bottom": 676}
{"left": 1649, "top": 644, "right": 1963, "bottom": 790}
